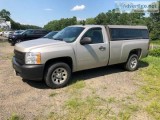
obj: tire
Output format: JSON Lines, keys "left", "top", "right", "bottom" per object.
{"left": 44, "top": 62, "right": 71, "bottom": 89}
{"left": 124, "top": 54, "right": 139, "bottom": 71}
{"left": 11, "top": 42, "right": 15, "bottom": 46}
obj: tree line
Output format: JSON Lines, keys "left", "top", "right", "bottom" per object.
{"left": 0, "top": 9, "right": 41, "bottom": 30}
{"left": 1, "top": 2, "right": 160, "bottom": 41}
{"left": 44, "top": 1, "right": 160, "bottom": 40}
{"left": 44, "top": 8, "right": 160, "bottom": 40}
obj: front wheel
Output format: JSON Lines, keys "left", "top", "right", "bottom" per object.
{"left": 44, "top": 62, "right": 71, "bottom": 89}
{"left": 124, "top": 54, "right": 139, "bottom": 71}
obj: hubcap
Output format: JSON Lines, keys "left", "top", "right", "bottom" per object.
{"left": 51, "top": 68, "right": 68, "bottom": 85}
{"left": 130, "top": 57, "right": 137, "bottom": 69}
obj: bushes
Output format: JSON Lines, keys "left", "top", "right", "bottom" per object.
{"left": 0, "top": 28, "right": 3, "bottom": 32}
{"left": 149, "top": 48, "right": 160, "bottom": 57}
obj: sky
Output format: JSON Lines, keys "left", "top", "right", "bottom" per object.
{"left": 0, "top": 0, "right": 115, "bottom": 27}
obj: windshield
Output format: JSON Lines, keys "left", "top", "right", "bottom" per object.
{"left": 14, "top": 30, "right": 24, "bottom": 34}
{"left": 53, "top": 27, "right": 84, "bottom": 42}
{"left": 43, "top": 31, "right": 58, "bottom": 39}
{"left": 20, "top": 30, "right": 26, "bottom": 35}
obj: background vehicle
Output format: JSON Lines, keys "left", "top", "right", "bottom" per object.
{"left": 5, "top": 31, "right": 14, "bottom": 38}
{"left": 3, "top": 31, "right": 13, "bottom": 37}
{"left": 12, "top": 25, "right": 150, "bottom": 89}
{"left": 43, "top": 31, "right": 58, "bottom": 39}
{"left": 10, "top": 29, "right": 50, "bottom": 45}
{"left": 13, "top": 30, "right": 25, "bottom": 35}
{"left": 0, "top": 31, "right": 3, "bottom": 36}
{"left": 8, "top": 30, "right": 25, "bottom": 42}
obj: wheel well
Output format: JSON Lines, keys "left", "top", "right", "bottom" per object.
{"left": 129, "top": 49, "right": 142, "bottom": 58}
{"left": 44, "top": 57, "right": 73, "bottom": 72}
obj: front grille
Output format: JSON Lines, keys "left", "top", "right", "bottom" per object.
{"left": 14, "top": 50, "right": 25, "bottom": 65}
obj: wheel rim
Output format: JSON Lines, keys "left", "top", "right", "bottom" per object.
{"left": 130, "top": 57, "right": 138, "bottom": 69}
{"left": 51, "top": 68, "right": 68, "bottom": 85}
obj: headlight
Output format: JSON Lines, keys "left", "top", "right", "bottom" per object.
{"left": 25, "top": 52, "right": 41, "bottom": 64}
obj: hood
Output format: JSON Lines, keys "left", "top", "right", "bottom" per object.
{"left": 15, "top": 38, "right": 66, "bottom": 52}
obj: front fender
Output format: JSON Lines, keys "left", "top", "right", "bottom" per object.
{"left": 30, "top": 44, "right": 77, "bottom": 72}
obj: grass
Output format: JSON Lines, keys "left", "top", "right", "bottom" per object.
{"left": 66, "top": 80, "right": 86, "bottom": 95}
{"left": 64, "top": 96, "right": 113, "bottom": 120}
{"left": 49, "top": 92, "right": 58, "bottom": 97}
{"left": 118, "top": 111, "right": 131, "bottom": 120}
{"left": 137, "top": 56, "right": 160, "bottom": 119}
{"left": 146, "top": 101, "right": 160, "bottom": 120}
{"left": 0, "top": 41, "right": 8, "bottom": 47}
{"left": 107, "top": 97, "right": 116, "bottom": 103}
{"left": 46, "top": 54, "right": 160, "bottom": 120}
{"left": 71, "top": 81, "right": 85, "bottom": 90}
{"left": 151, "top": 40, "right": 160, "bottom": 45}
{"left": 48, "top": 93, "right": 140, "bottom": 120}
{"left": 8, "top": 113, "right": 22, "bottom": 120}
{"left": 70, "top": 80, "right": 86, "bottom": 90}
{"left": 117, "top": 102, "right": 140, "bottom": 120}
{"left": 1, "top": 53, "right": 14, "bottom": 60}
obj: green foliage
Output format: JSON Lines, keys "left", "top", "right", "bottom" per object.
{"left": 151, "top": 40, "right": 160, "bottom": 45}
{"left": 49, "top": 92, "right": 58, "bottom": 97}
{"left": 10, "top": 20, "right": 41, "bottom": 30}
{"left": 146, "top": 101, "right": 160, "bottom": 120}
{"left": 94, "top": 9, "right": 146, "bottom": 25}
{"left": 9, "top": 113, "right": 21, "bottom": 120}
{"left": 85, "top": 18, "right": 96, "bottom": 24}
{"left": 44, "top": 17, "right": 77, "bottom": 31}
{"left": 138, "top": 56, "right": 160, "bottom": 119}
{"left": 70, "top": 81, "right": 86, "bottom": 90}
{"left": 0, "top": 9, "right": 11, "bottom": 21}
{"left": 150, "top": 22, "right": 160, "bottom": 40}
{"left": 149, "top": 48, "right": 160, "bottom": 57}
{"left": 64, "top": 96, "right": 113, "bottom": 120}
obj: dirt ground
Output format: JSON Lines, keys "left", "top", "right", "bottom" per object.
{"left": 0, "top": 39, "right": 152, "bottom": 120}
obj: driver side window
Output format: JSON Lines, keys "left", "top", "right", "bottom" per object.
{"left": 83, "top": 28, "right": 104, "bottom": 44}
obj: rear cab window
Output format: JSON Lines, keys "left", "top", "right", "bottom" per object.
{"left": 109, "top": 28, "right": 149, "bottom": 41}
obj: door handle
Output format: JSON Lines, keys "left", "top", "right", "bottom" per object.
{"left": 99, "top": 46, "right": 106, "bottom": 51}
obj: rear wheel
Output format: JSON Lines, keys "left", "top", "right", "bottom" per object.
{"left": 124, "top": 54, "right": 139, "bottom": 71}
{"left": 45, "top": 62, "right": 71, "bottom": 89}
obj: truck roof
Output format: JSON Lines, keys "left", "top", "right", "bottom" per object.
{"left": 70, "top": 25, "right": 148, "bottom": 29}
{"left": 107, "top": 25, "right": 148, "bottom": 29}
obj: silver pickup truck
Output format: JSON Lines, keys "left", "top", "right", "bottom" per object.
{"left": 12, "top": 25, "right": 150, "bottom": 88}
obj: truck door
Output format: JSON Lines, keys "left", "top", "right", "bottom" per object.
{"left": 76, "top": 27, "right": 109, "bottom": 71}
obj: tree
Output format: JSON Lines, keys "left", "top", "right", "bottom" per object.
{"left": 85, "top": 18, "right": 96, "bottom": 24}
{"left": 149, "top": 1, "right": 160, "bottom": 40}
{"left": 95, "top": 13, "right": 108, "bottom": 25}
{"left": 0, "top": 9, "right": 11, "bottom": 21}
{"left": 44, "top": 17, "right": 77, "bottom": 31}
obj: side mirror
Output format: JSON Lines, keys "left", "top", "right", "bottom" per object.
{"left": 80, "top": 37, "right": 92, "bottom": 45}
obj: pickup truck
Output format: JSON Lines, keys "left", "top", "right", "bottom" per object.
{"left": 12, "top": 25, "right": 150, "bottom": 89}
